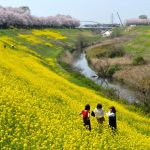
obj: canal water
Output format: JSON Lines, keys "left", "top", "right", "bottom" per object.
{"left": 74, "top": 53, "right": 139, "bottom": 103}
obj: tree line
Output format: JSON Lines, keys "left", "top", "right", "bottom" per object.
{"left": 0, "top": 6, "right": 80, "bottom": 28}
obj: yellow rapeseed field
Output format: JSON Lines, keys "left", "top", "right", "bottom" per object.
{"left": 0, "top": 29, "right": 150, "bottom": 150}
{"left": 32, "top": 29, "right": 66, "bottom": 40}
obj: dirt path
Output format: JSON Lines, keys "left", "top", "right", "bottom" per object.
{"left": 85, "top": 37, "right": 131, "bottom": 52}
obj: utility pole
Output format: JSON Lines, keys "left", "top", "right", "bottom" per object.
{"left": 111, "top": 13, "right": 114, "bottom": 25}
{"left": 117, "top": 12, "right": 124, "bottom": 27}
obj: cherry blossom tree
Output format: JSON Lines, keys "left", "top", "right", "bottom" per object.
{"left": 0, "top": 6, "right": 80, "bottom": 28}
{"left": 125, "top": 18, "right": 150, "bottom": 26}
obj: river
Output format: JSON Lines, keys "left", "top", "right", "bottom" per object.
{"left": 74, "top": 53, "right": 140, "bottom": 103}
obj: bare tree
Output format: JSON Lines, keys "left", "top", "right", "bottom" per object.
{"left": 95, "top": 58, "right": 110, "bottom": 79}
{"left": 92, "top": 58, "right": 110, "bottom": 87}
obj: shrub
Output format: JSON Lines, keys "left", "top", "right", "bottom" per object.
{"left": 132, "top": 56, "right": 145, "bottom": 65}
{"left": 74, "top": 34, "right": 88, "bottom": 52}
{"left": 106, "top": 65, "right": 120, "bottom": 77}
{"left": 93, "top": 45, "right": 125, "bottom": 59}
{"left": 107, "top": 45, "right": 125, "bottom": 58}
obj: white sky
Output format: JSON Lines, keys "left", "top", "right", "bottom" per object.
{"left": 0, "top": 0, "right": 150, "bottom": 23}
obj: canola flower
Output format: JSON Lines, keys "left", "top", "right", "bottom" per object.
{"left": 18, "top": 30, "right": 64, "bottom": 46}
{"left": 45, "top": 42, "right": 53, "bottom": 47}
{"left": 0, "top": 29, "right": 150, "bottom": 150}
{"left": 32, "top": 29, "right": 66, "bottom": 40}
{"left": 18, "top": 34, "right": 42, "bottom": 44}
{"left": 0, "top": 36, "right": 16, "bottom": 46}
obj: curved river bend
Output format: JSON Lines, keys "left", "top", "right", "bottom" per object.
{"left": 74, "top": 53, "right": 139, "bottom": 103}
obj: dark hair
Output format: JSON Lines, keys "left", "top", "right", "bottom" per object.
{"left": 110, "top": 106, "right": 116, "bottom": 113}
{"left": 97, "top": 104, "right": 102, "bottom": 109}
{"left": 85, "top": 104, "right": 90, "bottom": 110}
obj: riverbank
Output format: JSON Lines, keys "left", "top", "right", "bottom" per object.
{"left": 86, "top": 26, "right": 150, "bottom": 110}
{"left": 59, "top": 38, "right": 145, "bottom": 103}
{"left": 59, "top": 47, "right": 142, "bottom": 103}
{"left": 74, "top": 53, "right": 141, "bottom": 103}
{"left": 86, "top": 38, "right": 150, "bottom": 91}
{"left": 59, "top": 50, "right": 150, "bottom": 115}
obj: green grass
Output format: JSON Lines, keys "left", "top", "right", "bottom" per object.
{"left": 123, "top": 26, "right": 150, "bottom": 57}
{"left": 86, "top": 44, "right": 117, "bottom": 59}
{"left": 87, "top": 26, "right": 150, "bottom": 59}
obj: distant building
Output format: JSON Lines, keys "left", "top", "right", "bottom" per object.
{"left": 125, "top": 18, "right": 150, "bottom": 26}
{"left": 102, "top": 31, "right": 112, "bottom": 37}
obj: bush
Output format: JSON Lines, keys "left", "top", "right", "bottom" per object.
{"left": 132, "top": 56, "right": 145, "bottom": 65}
{"left": 94, "top": 45, "right": 125, "bottom": 59}
{"left": 74, "top": 34, "right": 88, "bottom": 52}
{"left": 107, "top": 45, "right": 125, "bottom": 58}
{"left": 106, "top": 65, "right": 120, "bottom": 77}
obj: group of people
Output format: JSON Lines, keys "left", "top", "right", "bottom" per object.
{"left": 80, "top": 104, "right": 116, "bottom": 131}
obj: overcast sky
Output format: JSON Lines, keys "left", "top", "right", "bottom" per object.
{"left": 0, "top": 0, "right": 150, "bottom": 23}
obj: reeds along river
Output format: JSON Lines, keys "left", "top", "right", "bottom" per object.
{"left": 73, "top": 53, "right": 140, "bottom": 104}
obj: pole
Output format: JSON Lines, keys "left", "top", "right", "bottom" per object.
{"left": 111, "top": 13, "right": 114, "bottom": 25}
{"left": 117, "top": 12, "right": 124, "bottom": 27}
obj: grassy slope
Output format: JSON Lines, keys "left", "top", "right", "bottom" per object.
{"left": 124, "top": 26, "right": 150, "bottom": 57}
{"left": 0, "top": 29, "right": 150, "bottom": 149}
{"left": 87, "top": 26, "right": 150, "bottom": 58}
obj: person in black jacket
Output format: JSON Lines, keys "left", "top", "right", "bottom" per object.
{"left": 106, "top": 106, "right": 116, "bottom": 129}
